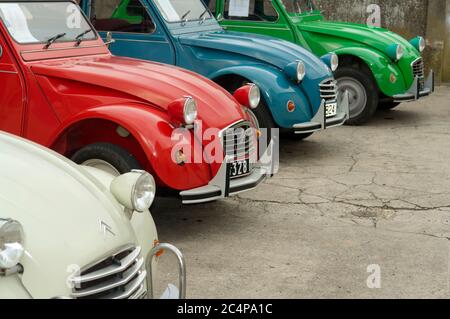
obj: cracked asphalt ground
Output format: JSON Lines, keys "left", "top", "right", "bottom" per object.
{"left": 153, "top": 87, "right": 450, "bottom": 299}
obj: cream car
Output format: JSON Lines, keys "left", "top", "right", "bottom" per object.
{"left": 0, "top": 132, "right": 185, "bottom": 299}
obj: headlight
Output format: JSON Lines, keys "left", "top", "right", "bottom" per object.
{"left": 321, "top": 53, "right": 339, "bottom": 72}
{"left": 296, "top": 61, "right": 306, "bottom": 82}
{"left": 284, "top": 60, "right": 306, "bottom": 82}
{"left": 183, "top": 97, "right": 198, "bottom": 125}
{"left": 410, "top": 36, "right": 426, "bottom": 53}
{"left": 233, "top": 84, "right": 260, "bottom": 109}
{"left": 168, "top": 97, "right": 198, "bottom": 126}
{"left": 0, "top": 220, "right": 24, "bottom": 270}
{"left": 111, "top": 171, "right": 156, "bottom": 213}
{"left": 387, "top": 44, "right": 404, "bottom": 62}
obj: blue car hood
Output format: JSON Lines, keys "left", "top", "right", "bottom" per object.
{"left": 179, "top": 30, "right": 333, "bottom": 83}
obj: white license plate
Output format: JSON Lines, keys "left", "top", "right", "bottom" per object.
{"left": 326, "top": 102, "right": 337, "bottom": 118}
{"left": 229, "top": 159, "right": 250, "bottom": 178}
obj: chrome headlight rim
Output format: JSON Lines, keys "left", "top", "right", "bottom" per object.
{"left": 183, "top": 97, "right": 198, "bottom": 125}
{"left": 0, "top": 219, "right": 24, "bottom": 270}
{"left": 131, "top": 171, "right": 156, "bottom": 213}
{"left": 330, "top": 53, "right": 339, "bottom": 72}
{"left": 296, "top": 60, "right": 306, "bottom": 82}
{"left": 248, "top": 84, "right": 261, "bottom": 109}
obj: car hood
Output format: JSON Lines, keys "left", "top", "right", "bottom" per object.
{"left": 179, "top": 30, "right": 333, "bottom": 81}
{"left": 300, "top": 21, "right": 419, "bottom": 58}
{"left": 30, "top": 55, "right": 246, "bottom": 130}
{"left": 0, "top": 133, "right": 140, "bottom": 298}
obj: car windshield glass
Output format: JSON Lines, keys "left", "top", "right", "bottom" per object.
{"left": 0, "top": 2, "right": 95, "bottom": 44}
{"left": 153, "top": 0, "right": 212, "bottom": 23}
{"left": 280, "top": 0, "right": 316, "bottom": 14}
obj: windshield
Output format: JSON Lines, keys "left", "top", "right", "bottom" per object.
{"left": 0, "top": 2, "right": 96, "bottom": 44}
{"left": 153, "top": 0, "right": 212, "bottom": 23}
{"left": 280, "top": 0, "right": 317, "bottom": 14}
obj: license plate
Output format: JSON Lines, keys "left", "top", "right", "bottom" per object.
{"left": 326, "top": 102, "right": 337, "bottom": 118}
{"left": 229, "top": 159, "right": 250, "bottom": 179}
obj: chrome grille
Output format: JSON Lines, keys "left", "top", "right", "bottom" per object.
{"left": 223, "top": 122, "right": 256, "bottom": 174}
{"left": 71, "top": 246, "right": 147, "bottom": 299}
{"left": 412, "top": 58, "right": 425, "bottom": 91}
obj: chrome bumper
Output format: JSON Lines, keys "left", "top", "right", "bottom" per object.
{"left": 146, "top": 243, "right": 186, "bottom": 299}
{"left": 393, "top": 70, "right": 434, "bottom": 102}
{"left": 292, "top": 91, "right": 350, "bottom": 134}
{"left": 180, "top": 143, "right": 274, "bottom": 205}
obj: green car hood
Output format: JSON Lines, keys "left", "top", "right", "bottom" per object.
{"left": 299, "top": 20, "right": 420, "bottom": 58}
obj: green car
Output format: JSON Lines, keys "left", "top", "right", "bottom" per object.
{"left": 206, "top": 0, "right": 434, "bottom": 125}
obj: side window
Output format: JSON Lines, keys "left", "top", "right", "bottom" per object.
{"left": 89, "top": 0, "right": 155, "bottom": 34}
{"left": 202, "top": 0, "right": 217, "bottom": 16}
{"left": 224, "top": 0, "right": 278, "bottom": 22}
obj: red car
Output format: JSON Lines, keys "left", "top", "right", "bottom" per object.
{"left": 0, "top": 0, "right": 270, "bottom": 204}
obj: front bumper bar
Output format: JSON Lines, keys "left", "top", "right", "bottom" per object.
{"left": 147, "top": 243, "right": 186, "bottom": 299}
{"left": 393, "top": 70, "right": 434, "bottom": 102}
{"left": 292, "top": 91, "right": 350, "bottom": 134}
{"left": 180, "top": 142, "right": 275, "bottom": 205}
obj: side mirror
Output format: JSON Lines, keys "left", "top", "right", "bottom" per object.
{"left": 105, "top": 32, "right": 115, "bottom": 48}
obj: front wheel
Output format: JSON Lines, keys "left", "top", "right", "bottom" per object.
{"left": 71, "top": 143, "right": 141, "bottom": 176}
{"left": 335, "top": 66, "right": 379, "bottom": 125}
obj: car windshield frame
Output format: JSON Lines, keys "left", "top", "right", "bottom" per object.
{"left": 279, "top": 0, "right": 318, "bottom": 15}
{"left": 0, "top": 1, "right": 98, "bottom": 46}
{"left": 153, "top": 0, "right": 214, "bottom": 24}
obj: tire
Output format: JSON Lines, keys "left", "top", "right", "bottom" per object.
{"left": 335, "top": 66, "right": 379, "bottom": 125}
{"left": 71, "top": 143, "right": 141, "bottom": 176}
{"left": 379, "top": 102, "right": 401, "bottom": 110}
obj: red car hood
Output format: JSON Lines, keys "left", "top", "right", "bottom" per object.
{"left": 30, "top": 55, "right": 246, "bottom": 130}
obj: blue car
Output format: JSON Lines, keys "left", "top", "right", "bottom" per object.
{"left": 81, "top": 0, "right": 349, "bottom": 139}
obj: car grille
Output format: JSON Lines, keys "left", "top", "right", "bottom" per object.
{"left": 412, "top": 58, "right": 425, "bottom": 91}
{"left": 71, "top": 246, "right": 147, "bottom": 299}
{"left": 319, "top": 80, "right": 338, "bottom": 117}
{"left": 223, "top": 122, "right": 256, "bottom": 174}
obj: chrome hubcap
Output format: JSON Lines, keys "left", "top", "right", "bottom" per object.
{"left": 337, "top": 77, "right": 368, "bottom": 119}
{"left": 82, "top": 159, "right": 121, "bottom": 177}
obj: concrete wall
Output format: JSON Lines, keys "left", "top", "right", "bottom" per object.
{"left": 315, "top": 0, "right": 450, "bottom": 83}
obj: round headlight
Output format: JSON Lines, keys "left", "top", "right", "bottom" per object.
{"left": 418, "top": 37, "right": 426, "bottom": 52}
{"left": 387, "top": 43, "right": 404, "bottom": 62}
{"left": 297, "top": 61, "right": 306, "bottom": 82}
{"left": 0, "top": 220, "right": 24, "bottom": 269}
{"left": 330, "top": 53, "right": 339, "bottom": 72}
{"left": 396, "top": 44, "right": 405, "bottom": 61}
{"left": 132, "top": 172, "right": 156, "bottom": 212}
{"left": 183, "top": 97, "right": 198, "bottom": 125}
{"left": 248, "top": 84, "right": 261, "bottom": 109}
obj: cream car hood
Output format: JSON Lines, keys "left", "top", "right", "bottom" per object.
{"left": 0, "top": 133, "right": 153, "bottom": 298}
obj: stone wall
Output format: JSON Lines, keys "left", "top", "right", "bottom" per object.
{"left": 315, "top": 0, "right": 449, "bottom": 83}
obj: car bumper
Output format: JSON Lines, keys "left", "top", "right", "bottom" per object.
{"left": 180, "top": 144, "right": 274, "bottom": 205}
{"left": 292, "top": 92, "right": 350, "bottom": 134}
{"left": 393, "top": 70, "right": 434, "bottom": 102}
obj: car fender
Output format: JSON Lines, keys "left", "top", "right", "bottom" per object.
{"left": 334, "top": 47, "right": 408, "bottom": 97}
{"left": 50, "top": 103, "right": 212, "bottom": 191}
{"left": 210, "top": 65, "right": 316, "bottom": 128}
{"left": 0, "top": 276, "right": 32, "bottom": 299}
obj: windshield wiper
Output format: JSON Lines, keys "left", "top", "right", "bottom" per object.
{"left": 44, "top": 33, "right": 66, "bottom": 49}
{"left": 180, "top": 10, "right": 191, "bottom": 23}
{"left": 199, "top": 9, "right": 210, "bottom": 20}
{"left": 75, "top": 29, "right": 93, "bottom": 46}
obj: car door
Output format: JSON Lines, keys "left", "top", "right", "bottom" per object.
{"left": 83, "top": 0, "right": 175, "bottom": 64}
{"left": 217, "top": 0, "right": 296, "bottom": 42}
{"left": 0, "top": 34, "right": 25, "bottom": 136}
